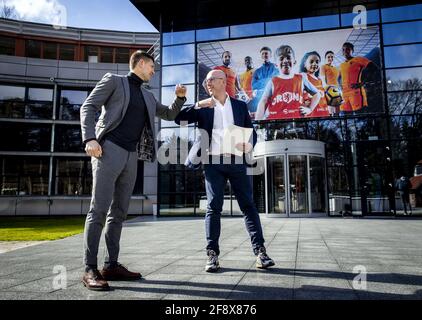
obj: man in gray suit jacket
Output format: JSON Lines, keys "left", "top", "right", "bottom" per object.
{"left": 80, "top": 51, "right": 186, "bottom": 291}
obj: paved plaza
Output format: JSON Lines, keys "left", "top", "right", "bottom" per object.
{"left": 0, "top": 215, "right": 422, "bottom": 300}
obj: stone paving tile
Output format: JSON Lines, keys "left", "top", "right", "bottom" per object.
{"left": 1, "top": 216, "right": 422, "bottom": 300}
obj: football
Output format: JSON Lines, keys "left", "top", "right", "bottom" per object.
{"left": 325, "top": 85, "right": 342, "bottom": 107}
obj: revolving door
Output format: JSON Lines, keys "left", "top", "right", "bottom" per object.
{"left": 254, "top": 140, "right": 327, "bottom": 216}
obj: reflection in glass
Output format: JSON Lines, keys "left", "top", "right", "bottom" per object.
{"left": 26, "top": 88, "right": 53, "bottom": 119}
{"left": 43, "top": 42, "right": 57, "bottom": 59}
{"left": 328, "top": 166, "right": 349, "bottom": 213}
{"left": 163, "top": 30, "right": 195, "bottom": 46}
{"left": 310, "top": 156, "right": 326, "bottom": 213}
{"left": 347, "top": 117, "right": 387, "bottom": 141}
{"left": 0, "top": 157, "right": 49, "bottom": 195}
{"left": 267, "top": 156, "right": 286, "bottom": 214}
{"left": 115, "top": 48, "right": 130, "bottom": 64}
{"left": 265, "top": 19, "right": 301, "bottom": 35}
{"left": 162, "top": 44, "right": 195, "bottom": 65}
{"left": 161, "top": 64, "right": 195, "bottom": 86}
{"left": 0, "top": 123, "right": 51, "bottom": 151}
{"left": 0, "top": 85, "right": 25, "bottom": 118}
{"left": 100, "top": 47, "right": 113, "bottom": 63}
{"left": 28, "top": 88, "right": 53, "bottom": 101}
{"left": 59, "top": 44, "right": 75, "bottom": 61}
{"left": 388, "top": 91, "right": 422, "bottom": 115}
{"left": 383, "top": 21, "right": 422, "bottom": 45}
{"left": 161, "top": 84, "right": 194, "bottom": 106}
{"left": 196, "top": 27, "right": 229, "bottom": 42}
{"left": 230, "top": 23, "right": 265, "bottom": 38}
{"left": 303, "top": 14, "right": 339, "bottom": 31}
{"left": 390, "top": 115, "right": 420, "bottom": 140}
{"left": 60, "top": 89, "right": 89, "bottom": 120}
{"left": 26, "top": 40, "right": 41, "bottom": 58}
{"left": 386, "top": 67, "right": 422, "bottom": 91}
{"left": 55, "top": 125, "right": 83, "bottom": 152}
{"left": 159, "top": 193, "right": 196, "bottom": 215}
{"left": 289, "top": 155, "right": 308, "bottom": 214}
{"left": 0, "top": 36, "right": 15, "bottom": 55}
{"left": 384, "top": 44, "right": 422, "bottom": 68}
{"left": 381, "top": 4, "right": 422, "bottom": 23}
{"left": 55, "top": 158, "right": 91, "bottom": 195}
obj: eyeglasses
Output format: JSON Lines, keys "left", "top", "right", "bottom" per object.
{"left": 205, "top": 77, "right": 224, "bottom": 83}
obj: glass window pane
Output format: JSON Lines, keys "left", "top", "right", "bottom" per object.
{"left": 163, "top": 30, "right": 195, "bottom": 46}
{"left": 265, "top": 19, "right": 301, "bottom": 35}
{"left": 162, "top": 44, "right": 195, "bottom": 65}
{"left": 43, "top": 42, "right": 57, "bottom": 59}
{"left": 381, "top": 4, "right": 422, "bottom": 23}
{"left": 0, "top": 85, "right": 25, "bottom": 100}
{"left": 19, "top": 157, "right": 49, "bottom": 196}
{"left": 60, "top": 90, "right": 87, "bottom": 105}
{"left": 384, "top": 44, "right": 422, "bottom": 68}
{"left": 85, "top": 46, "right": 98, "bottom": 62}
{"left": 386, "top": 67, "right": 422, "bottom": 91}
{"left": 303, "top": 14, "right": 340, "bottom": 31}
{"left": 25, "top": 102, "right": 53, "bottom": 119}
{"left": 388, "top": 91, "right": 422, "bottom": 115}
{"left": 0, "top": 123, "right": 51, "bottom": 151}
{"left": 159, "top": 193, "right": 195, "bottom": 215}
{"left": 28, "top": 88, "right": 53, "bottom": 101}
{"left": 59, "top": 44, "right": 75, "bottom": 61}
{"left": 230, "top": 22, "right": 265, "bottom": 38}
{"left": 383, "top": 21, "right": 422, "bottom": 45}
{"left": 0, "top": 85, "right": 25, "bottom": 118}
{"left": 100, "top": 47, "right": 113, "bottom": 63}
{"left": 161, "top": 64, "right": 195, "bottom": 86}
{"left": 26, "top": 40, "right": 41, "bottom": 58}
{"left": 340, "top": 9, "right": 379, "bottom": 26}
{"left": 115, "top": 48, "right": 130, "bottom": 64}
{"left": 390, "top": 115, "right": 419, "bottom": 140}
{"left": 55, "top": 125, "right": 83, "bottom": 152}
{"left": 196, "top": 27, "right": 229, "bottom": 42}
{"left": 55, "top": 158, "right": 88, "bottom": 195}
{"left": 161, "top": 84, "right": 194, "bottom": 106}
{"left": 0, "top": 36, "right": 15, "bottom": 55}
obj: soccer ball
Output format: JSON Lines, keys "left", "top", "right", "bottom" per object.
{"left": 325, "top": 85, "right": 342, "bottom": 107}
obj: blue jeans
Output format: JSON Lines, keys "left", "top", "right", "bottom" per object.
{"left": 203, "top": 161, "right": 265, "bottom": 256}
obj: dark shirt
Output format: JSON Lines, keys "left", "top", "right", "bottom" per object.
{"left": 104, "top": 72, "right": 147, "bottom": 152}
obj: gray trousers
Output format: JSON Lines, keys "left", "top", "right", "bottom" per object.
{"left": 83, "top": 139, "right": 138, "bottom": 266}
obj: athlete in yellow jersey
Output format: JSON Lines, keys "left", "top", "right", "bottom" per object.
{"left": 320, "top": 51, "right": 339, "bottom": 87}
{"left": 339, "top": 42, "right": 372, "bottom": 113}
{"left": 239, "top": 56, "right": 254, "bottom": 100}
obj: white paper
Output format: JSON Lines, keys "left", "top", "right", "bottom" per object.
{"left": 222, "top": 124, "right": 253, "bottom": 156}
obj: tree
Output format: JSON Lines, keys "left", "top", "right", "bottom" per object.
{"left": 0, "top": 2, "right": 17, "bottom": 19}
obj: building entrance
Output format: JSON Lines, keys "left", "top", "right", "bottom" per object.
{"left": 254, "top": 140, "right": 327, "bottom": 216}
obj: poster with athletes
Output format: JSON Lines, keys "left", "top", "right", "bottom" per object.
{"left": 197, "top": 26, "right": 383, "bottom": 121}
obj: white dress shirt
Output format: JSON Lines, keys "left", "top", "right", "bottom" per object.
{"left": 209, "top": 95, "right": 234, "bottom": 155}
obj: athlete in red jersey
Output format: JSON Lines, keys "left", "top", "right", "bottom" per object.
{"left": 299, "top": 51, "right": 330, "bottom": 118}
{"left": 212, "top": 51, "right": 242, "bottom": 98}
{"left": 255, "top": 45, "right": 321, "bottom": 121}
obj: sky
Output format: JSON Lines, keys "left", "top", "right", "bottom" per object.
{"left": 2, "top": 0, "right": 158, "bottom": 32}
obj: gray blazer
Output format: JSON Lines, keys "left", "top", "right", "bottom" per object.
{"left": 80, "top": 72, "right": 185, "bottom": 162}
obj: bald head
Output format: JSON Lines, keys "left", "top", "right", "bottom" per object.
{"left": 205, "top": 69, "right": 227, "bottom": 98}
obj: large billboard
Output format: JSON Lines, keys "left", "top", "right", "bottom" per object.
{"left": 197, "top": 26, "right": 383, "bottom": 120}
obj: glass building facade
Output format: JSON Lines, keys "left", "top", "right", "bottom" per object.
{"left": 0, "top": 18, "right": 159, "bottom": 215}
{"left": 156, "top": 2, "right": 422, "bottom": 216}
